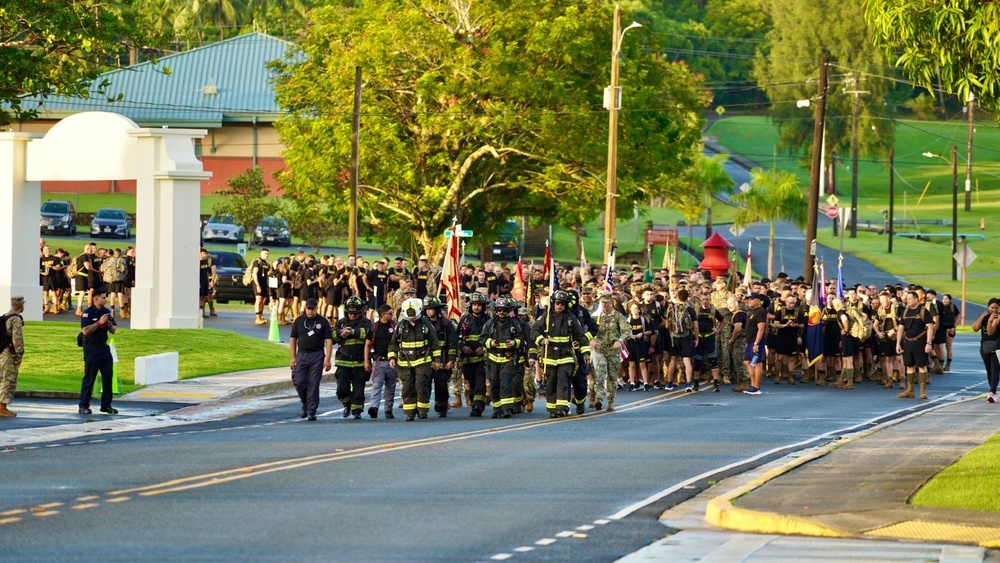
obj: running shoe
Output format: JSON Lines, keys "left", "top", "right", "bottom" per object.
{"left": 989, "top": 394, "right": 996, "bottom": 404}
{"left": 743, "top": 386, "right": 762, "bottom": 395}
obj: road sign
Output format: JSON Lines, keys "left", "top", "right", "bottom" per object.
{"left": 729, "top": 224, "right": 746, "bottom": 238}
{"left": 826, "top": 194, "right": 840, "bottom": 207}
{"left": 645, "top": 228, "right": 678, "bottom": 247}
{"left": 954, "top": 246, "right": 977, "bottom": 268}
{"left": 826, "top": 206, "right": 839, "bottom": 219}
{"left": 444, "top": 229, "right": 473, "bottom": 237}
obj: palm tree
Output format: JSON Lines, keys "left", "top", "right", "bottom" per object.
{"left": 731, "top": 168, "right": 808, "bottom": 279}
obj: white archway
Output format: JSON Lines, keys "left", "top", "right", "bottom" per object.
{"left": 0, "top": 111, "right": 210, "bottom": 328}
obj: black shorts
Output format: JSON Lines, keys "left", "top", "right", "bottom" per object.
{"left": 42, "top": 276, "right": 58, "bottom": 292}
{"left": 625, "top": 337, "right": 649, "bottom": 364}
{"left": 107, "top": 282, "right": 125, "bottom": 294}
{"left": 199, "top": 280, "right": 210, "bottom": 297}
{"left": 933, "top": 325, "right": 948, "bottom": 345}
{"left": 75, "top": 275, "right": 90, "bottom": 292}
{"left": 774, "top": 334, "right": 799, "bottom": 356}
{"left": 823, "top": 332, "right": 842, "bottom": 357}
{"left": 901, "top": 340, "right": 928, "bottom": 368}
{"left": 670, "top": 334, "right": 694, "bottom": 358}
{"left": 254, "top": 279, "right": 268, "bottom": 297}
{"left": 841, "top": 334, "right": 859, "bottom": 357}
{"left": 877, "top": 338, "right": 898, "bottom": 357}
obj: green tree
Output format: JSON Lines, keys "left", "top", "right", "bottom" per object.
{"left": 212, "top": 166, "right": 279, "bottom": 248}
{"left": 270, "top": 0, "right": 708, "bottom": 262}
{"left": 0, "top": 0, "right": 164, "bottom": 125}
{"left": 864, "top": 0, "right": 1000, "bottom": 113}
{"left": 280, "top": 193, "right": 343, "bottom": 252}
{"left": 752, "top": 0, "right": 894, "bottom": 164}
{"left": 731, "top": 168, "right": 807, "bottom": 279}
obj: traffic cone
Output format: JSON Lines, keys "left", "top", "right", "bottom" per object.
{"left": 109, "top": 336, "right": 120, "bottom": 394}
{"left": 268, "top": 305, "right": 282, "bottom": 343}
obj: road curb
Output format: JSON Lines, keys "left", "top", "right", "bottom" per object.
{"left": 703, "top": 396, "right": 979, "bottom": 541}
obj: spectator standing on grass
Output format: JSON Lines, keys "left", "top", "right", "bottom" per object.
{"left": 0, "top": 296, "right": 26, "bottom": 417}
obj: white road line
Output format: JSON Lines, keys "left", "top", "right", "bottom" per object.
{"left": 607, "top": 388, "right": 981, "bottom": 521}
{"left": 535, "top": 538, "right": 557, "bottom": 546}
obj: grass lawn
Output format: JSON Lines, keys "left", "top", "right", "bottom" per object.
{"left": 18, "top": 322, "right": 289, "bottom": 394}
{"left": 912, "top": 431, "right": 1000, "bottom": 513}
{"left": 709, "top": 115, "right": 1000, "bottom": 305}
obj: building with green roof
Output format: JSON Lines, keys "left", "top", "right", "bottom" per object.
{"left": 13, "top": 32, "right": 293, "bottom": 194}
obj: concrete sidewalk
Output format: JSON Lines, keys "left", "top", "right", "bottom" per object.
{"left": 1, "top": 367, "right": 317, "bottom": 448}
{"left": 626, "top": 397, "right": 1000, "bottom": 562}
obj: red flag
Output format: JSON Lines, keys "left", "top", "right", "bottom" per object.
{"left": 542, "top": 240, "right": 552, "bottom": 286}
{"left": 512, "top": 259, "right": 525, "bottom": 301}
{"left": 441, "top": 225, "right": 462, "bottom": 321}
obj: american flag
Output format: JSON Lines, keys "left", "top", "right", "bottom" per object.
{"left": 620, "top": 342, "right": 629, "bottom": 362}
{"left": 603, "top": 245, "right": 617, "bottom": 293}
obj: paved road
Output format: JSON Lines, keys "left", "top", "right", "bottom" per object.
{"left": 0, "top": 336, "right": 989, "bottom": 560}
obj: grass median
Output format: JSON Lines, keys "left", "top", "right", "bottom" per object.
{"left": 18, "top": 321, "right": 290, "bottom": 394}
{"left": 912, "top": 431, "right": 1000, "bottom": 513}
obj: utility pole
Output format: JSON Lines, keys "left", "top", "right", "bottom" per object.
{"left": 804, "top": 57, "right": 828, "bottom": 283}
{"left": 845, "top": 71, "right": 868, "bottom": 238}
{"left": 888, "top": 147, "right": 894, "bottom": 253}
{"left": 952, "top": 145, "right": 958, "bottom": 281}
{"left": 966, "top": 93, "right": 974, "bottom": 212}
{"left": 348, "top": 66, "right": 361, "bottom": 256}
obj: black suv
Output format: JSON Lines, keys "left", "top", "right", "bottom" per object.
{"left": 211, "top": 251, "right": 254, "bottom": 304}
{"left": 40, "top": 200, "right": 78, "bottom": 236}
{"left": 491, "top": 220, "right": 521, "bottom": 261}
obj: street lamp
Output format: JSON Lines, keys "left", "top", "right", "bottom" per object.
{"left": 922, "top": 147, "right": 959, "bottom": 281}
{"left": 603, "top": 5, "right": 642, "bottom": 258}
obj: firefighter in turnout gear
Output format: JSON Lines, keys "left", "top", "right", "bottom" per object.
{"left": 422, "top": 296, "right": 459, "bottom": 417}
{"left": 481, "top": 296, "right": 524, "bottom": 418}
{"left": 457, "top": 292, "right": 491, "bottom": 417}
{"left": 531, "top": 290, "right": 591, "bottom": 418}
{"left": 333, "top": 296, "right": 373, "bottom": 419}
{"left": 389, "top": 299, "right": 441, "bottom": 420}
{"left": 567, "top": 290, "right": 599, "bottom": 414}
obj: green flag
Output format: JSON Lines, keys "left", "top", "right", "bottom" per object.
{"left": 644, "top": 246, "right": 654, "bottom": 283}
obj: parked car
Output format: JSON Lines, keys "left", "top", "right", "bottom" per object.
{"left": 492, "top": 219, "right": 521, "bottom": 261}
{"left": 202, "top": 214, "right": 245, "bottom": 243}
{"left": 39, "top": 200, "right": 78, "bottom": 236}
{"left": 252, "top": 216, "right": 291, "bottom": 247}
{"left": 211, "top": 250, "right": 254, "bottom": 304}
{"left": 90, "top": 208, "right": 132, "bottom": 239}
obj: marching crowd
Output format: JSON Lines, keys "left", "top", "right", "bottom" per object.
{"left": 251, "top": 246, "right": 993, "bottom": 422}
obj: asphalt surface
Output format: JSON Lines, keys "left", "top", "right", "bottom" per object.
{"left": 0, "top": 334, "right": 991, "bottom": 561}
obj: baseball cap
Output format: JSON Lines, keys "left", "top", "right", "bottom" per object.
{"left": 305, "top": 298, "right": 318, "bottom": 309}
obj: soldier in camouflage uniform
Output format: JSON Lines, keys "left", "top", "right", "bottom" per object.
{"left": 590, "top": 292, "right": 630, "bottom": 411}
{"left": 0, "top": 296, "right": 26, "bottom": 418}
{"left": 725, "top": 294, "right": 750, "bottom": 392}
{"left": 710, "top": 277, "right": 733, "bottom": 383}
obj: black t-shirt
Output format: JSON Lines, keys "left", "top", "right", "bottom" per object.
{"left": 75, "top": 253, "right": 91, "bottom": 277}
{"left": 81, "top": 305, "right": 114, "bottom": 346}
{"left": 372, "top": 319, "right": 395, "bottom": 357}
{"left": 901, "top": 305, "right": 933, "bottom": 340}
{"left": 252, "top": 258, "right": 271, "bottom": 284}
{"left": 412, "top": 267, "right": 430, "bottom": 298}
{"left": 290, "top": 314, "right": 333, "bottom": 353}
{"left": 367, "top": 269, "right": 388, "bottom": 299}
{"left": 732, "top": 310, "right": 748, "bottom": 336}
{"left": 747, "top": 306, "right": 767, "bottom": 343}
{"left": 695, "top": 306, "right": 723, "bottom": 335}
{"left": 485, "top": 272, "right": 499, "bottom": 296}
{"left": 40, "top": 255, "right": 59, "bottom": 277}
{"left": 199, "top": 256, "right": 213, "bottom": 284}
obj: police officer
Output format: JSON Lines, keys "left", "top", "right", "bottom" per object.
{"left": 457, "top": 292, "right": 491, "bottom": 416}
{"left": 78, "top": 289, "right": 118, "bottom": 415}
{"left": 389, "top": 299, "right": 441, "bottom": 421}
{"left": 333, "top": 296, "right": 373, "bottom": 419}
{"left": 422, "top": 296, "right": 459, "bottom": 417}
{"left": 289, "top": 298, "right": 333, "bottom": 421}
{"left": 481, "top": 296, "right": 523, "bottom": 418}
{"left": 532, "top": 290, "right": 590, "bottom": 418}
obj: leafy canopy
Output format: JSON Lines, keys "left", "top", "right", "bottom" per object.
{"left": 864, "top": 0, "right": 1000, "bottom": 113}
{"left": 270, "top": 0, "right": 709, "bottom": 261}
{"left": 0, "top": 0, "right": 164, "bottom": 125}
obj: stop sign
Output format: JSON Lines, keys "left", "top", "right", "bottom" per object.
{"left": 826, "top": 206, "right": 839, "bottom": 219}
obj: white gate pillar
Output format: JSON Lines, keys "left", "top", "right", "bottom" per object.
{"left": 129, "top": 128, "right": 210, "bottom": 329}
{"left": 0, "top": 132, "right": 44, "bottom": 321}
